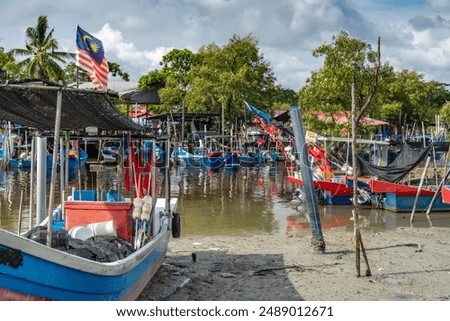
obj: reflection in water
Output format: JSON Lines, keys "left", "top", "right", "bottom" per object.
{"left": 1, "top": 164, "right": 450, "bottom": 236}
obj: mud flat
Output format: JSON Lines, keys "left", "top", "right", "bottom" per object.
{"left": 138, "top": 227, "right": 450, "bottom": 301}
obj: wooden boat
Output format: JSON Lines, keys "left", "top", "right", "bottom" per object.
{"left": 244, "top": 102, "right": 352, "bottom": 204}
{"left": 287, "top": 175, "right": 354, "bottom": 205}
{"left": 171, "top": 146, "right": 201, "bottom": 167}
{"left": 0, "top": 196, "right": 178, "bottom": 300}
{"left": 0, "top": 84, "right": 181, "bottom": 299}
{"left": 0, "top": 135, "right": 180, "bottom": 300}
{"left": 367, "top": 179, "right": 450, "bottom": 212}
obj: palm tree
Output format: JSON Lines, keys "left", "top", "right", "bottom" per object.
{"left": 9, "top": 16, "right": 75, "bottom": 82}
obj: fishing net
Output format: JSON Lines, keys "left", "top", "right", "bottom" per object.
{"left": 357, "top": 141, "right": 432, "bottom": 183}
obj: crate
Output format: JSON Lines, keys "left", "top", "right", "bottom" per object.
{"left": 64, "top": 201, "right": 133, "bottom": 242}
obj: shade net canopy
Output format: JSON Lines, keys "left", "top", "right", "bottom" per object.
{"left": 357, "top": 141, "right": 432, "bottom": 183}
{"left": 0, "top": 84, "right": 143, "bottom": 131}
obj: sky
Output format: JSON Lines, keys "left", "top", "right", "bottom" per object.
{"left": 0, "top": 0, "right": 449, "bottom": 90}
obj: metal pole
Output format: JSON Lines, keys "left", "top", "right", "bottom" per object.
{"left": 36, "top": 136, "right": 47, "bottom": 225}
{"left": 28, "top": 136, "right": 35, "bottom": 229}
{"left": 166, "top": 121, "right": 171, "bottom": 216}
{"left": 151, "top": 138, "right": 158, "bottom": 235}
{"left": 65, "top": 134, "right": 69, "bottom": 189}
{"left": 289, "top": 105, "right": 325, "bottom": 253}
{"left": 181, "top": 99, "right": 185, "bottom": 143}
{"left": 59, "top": 137, "right": 64, "bottom": 206}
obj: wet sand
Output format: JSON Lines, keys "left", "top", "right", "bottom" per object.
{"left": 138, "top": 226, "right": 450, "bottom": 301}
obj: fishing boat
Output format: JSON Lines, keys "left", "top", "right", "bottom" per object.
{"left": 0, "top": 198, "right": 179, "bottom": 300}
{"left": 0, "top": 140, "right": 180, "bottom": 300}
{"left": 0, "top": 82, "right": 180, "bottom": 301}
{"left": 8, "top": 148, "right": 88, "bottom": 170}
{"left": 171, "top": 146, "right": 201, "bottom": 167}
{"left": 244, "top": 102, "right": 354, "bottom": 204}
{"left": 367, "top": 178, "right": 450, "bottom": 212}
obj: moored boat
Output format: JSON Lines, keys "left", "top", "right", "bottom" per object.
{"left": 0, "top": 147, "right": 180, "bottom": 300}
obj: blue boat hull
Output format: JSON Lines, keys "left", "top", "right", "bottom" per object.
{"left": 9, "top": 150, "right": 87, "bottom": 170}
{"left": 0, "top": 226, "right": 170, "bottom": 300}
{"left": 323, "top": 191, "right": 352, "bottom": 205}
{"left": 381, "top": 192, "right": 450, "bottom": 212}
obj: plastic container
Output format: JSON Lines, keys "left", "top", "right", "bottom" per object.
{"left": 64, "top": 201, "right": 133, "bottom": 242}
{"left": 69, "top": 226, "right": 94, "bottom": 240}
{"left": 87, "top": 220, "right": 117, "bottom": 236}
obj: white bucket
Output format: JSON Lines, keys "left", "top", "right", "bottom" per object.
{"left": 87, "top": 220, "right": 117, "bottom": 237}
{"left": 69, "top": 226, "right": 94, "bottom": 240}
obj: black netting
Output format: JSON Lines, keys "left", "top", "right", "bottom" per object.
{"left": 0, "top": 85, "right": 143, "bottom": 131}
{"left": 357, "top": 141, "right": 432, "bottom": 183}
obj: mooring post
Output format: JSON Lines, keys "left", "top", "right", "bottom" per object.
{"left": 290, "top": 105, "right": 325, "bottom": 253}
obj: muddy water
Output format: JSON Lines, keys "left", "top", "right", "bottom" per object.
{"left": 1, "top": 164, "right": 449, "bottom": 236}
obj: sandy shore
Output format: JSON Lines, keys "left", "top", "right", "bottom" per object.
{"left": 138, "top": 226, "right": 450, "bottom": 301}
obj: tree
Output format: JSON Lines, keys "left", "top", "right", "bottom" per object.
{"left": 64, "top": 61, "right": 130, "bottom": 84}
{"left": 108, "top": 62, "right": 130, "bottom": 81}
{"left": 371, "top": 69, "right": 450, "bottom": 134}
{"left": 187, "top": 34, "right": 276, "bottom": 128}
{"left": 138, "top": 35, "right": 277, "bottom": 128}
{"left": 271, "top": 85, "right": 298, "bottom": 110}
{"left": 139, "top": 49, "right": 197, "bottom": 114}
{"left": 298, "top": 31, "right": 383, "bottom": 118}
{"left": 8, "top": 16, "right": 74, "bottom": 82}
{"left": 0, "top": 44, "right": 14, "bottom": 80}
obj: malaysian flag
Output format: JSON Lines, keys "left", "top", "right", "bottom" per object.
{"left": 76, "top": 25, "right": 109, "bottom": 90}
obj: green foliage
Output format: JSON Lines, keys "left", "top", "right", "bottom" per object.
{"left": 64, "top": 61, "right": 130, "bottom": 84}
{"left": 187, "top": 34, "right": 276, "bottom": 127}
{"left": 8, "top": 16, "right": 75, "bottom": 83}
{"left": 297, "top": 30, "right": 450, "bottom": 137}
{"left": 439, "top": 102, "right": 450, "bottom": 127}
{"left": 108, "top": 62, "right": 130, "bottom": 81}
{"left": 64, "top": 62, "right": 90, "bottom": 84}
{"left": 298, "top": 31, "right": 378, "bottom": 115}
{"left": 139, "top": 70, "right": 166, "bottom": 89}
{"left": 376, "top": 69, "right": 450, "bottom": 126}
{"left": 138, "top": 34, "right": 277, "bottom": 128}
{"left": 0, "top": 45, "right": 14, "bottom": 79}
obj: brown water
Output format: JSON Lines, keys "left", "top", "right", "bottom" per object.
{"left": 1, "top": 164, "right": 450, "bottom": 236}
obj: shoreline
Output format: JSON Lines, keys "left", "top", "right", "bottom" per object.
{"left": 138, "top": 227, "right": 450, "bottom": 301}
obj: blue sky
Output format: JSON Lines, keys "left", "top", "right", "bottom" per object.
{"left": 0, "top": 0, "right": 449, "bottom": 90}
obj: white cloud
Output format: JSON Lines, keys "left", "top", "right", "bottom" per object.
{"left": 1, "top": 0, "right": 449, "bottom": 89}
{"left": 96, "top": 23, "right": 171, "bottom": 75}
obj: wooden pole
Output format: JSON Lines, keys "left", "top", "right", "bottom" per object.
{"left": 410, "top": 156, "right": 431, "bottom": 222}
{"left": 17, "top": 190, "right": 24, "bottom": 234}
{"left": 424, "top": 166, "right": 450, "bottom": 226}
{"left": 351, "top": 83, "right": 372, "bottom": 277}
{"left": 47, "top": 86, "right": 63, "bottom": 247}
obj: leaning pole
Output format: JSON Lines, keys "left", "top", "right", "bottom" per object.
{"left": 290, "top": 105, "right": 325, "bottom": 253}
